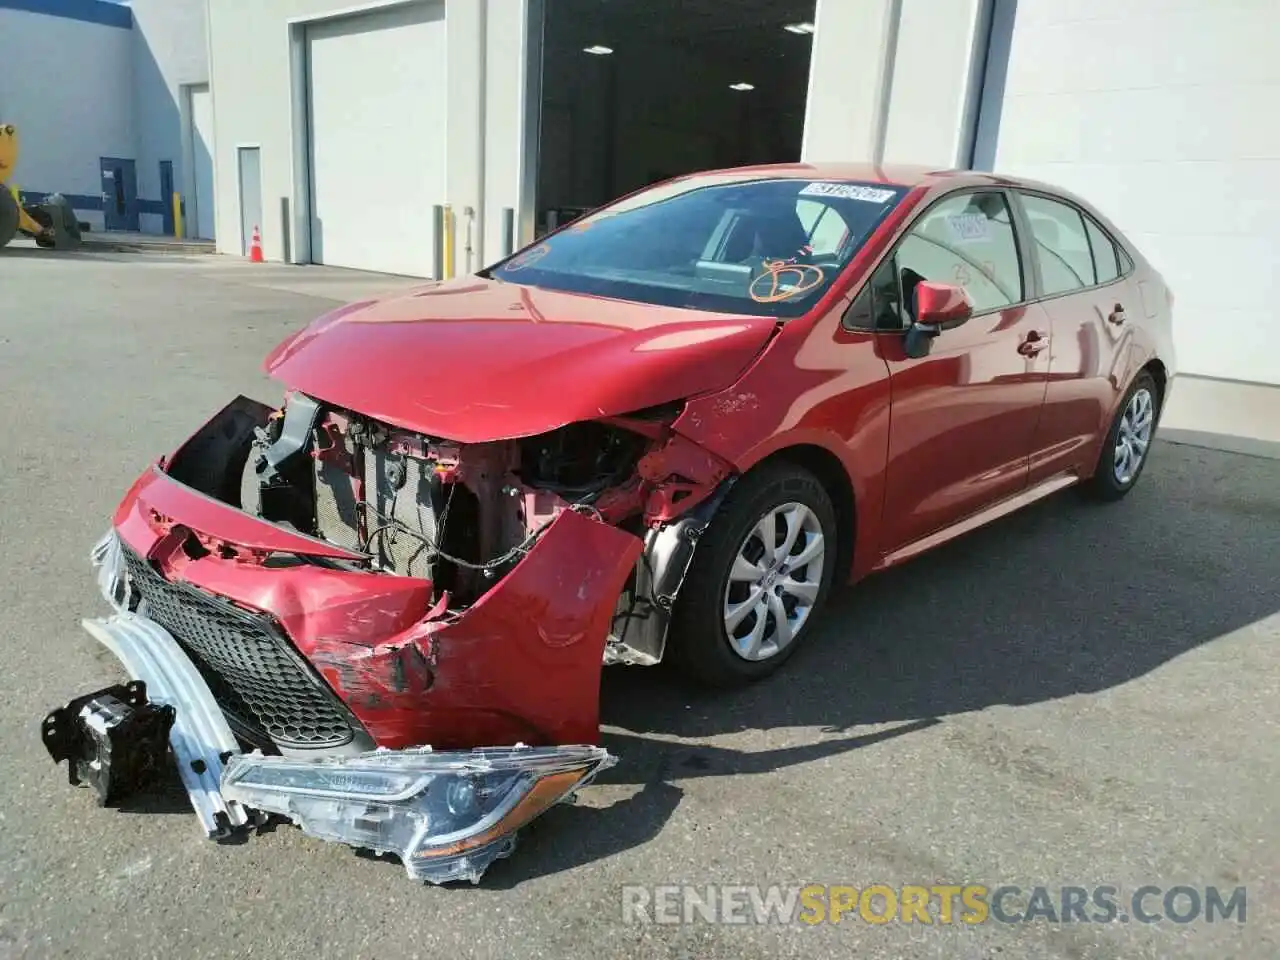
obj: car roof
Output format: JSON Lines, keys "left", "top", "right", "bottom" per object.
{"left": 678, "top": 161, "right": 1027, "bottom": 191}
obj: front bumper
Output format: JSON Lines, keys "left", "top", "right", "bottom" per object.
{"left": 50, "top": 603, "right": 612, "bottom": 883}
{"left": 111, "top": 465, "right": 642, "bottom": 751}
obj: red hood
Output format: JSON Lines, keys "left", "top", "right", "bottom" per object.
{"left": 263, "top": 277, "right": 775, "bottom": 442}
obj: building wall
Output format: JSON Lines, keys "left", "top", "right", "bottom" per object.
{"left": 206, "top": 0, "right": 530, "bottom": 267}
{"left": 0, "top": 1, "right": 135, "bottom": 231}
{"left": 975, "top": 0, "right": 1280, "bottom": 386}
{"left": 879, "top": 0, "right": 987, "bottom": 167}
{"left": 129, "top": 0, "right": 212, "bottom": 235}
{"left": 805, "top": 0, "right": 1280, "bottom": 386}
{"left": 0, "top": 0, "right": 208, "bottom": 235}
{"left": 803, "top": 0, "right": 985, "bottom": 167}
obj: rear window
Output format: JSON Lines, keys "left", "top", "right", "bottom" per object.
{"left": 488, "top": 177, "right": 909, "bottom": 318}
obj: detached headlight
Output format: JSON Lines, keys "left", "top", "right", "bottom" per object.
{"left": 221, "top": 744, "right": 613, "bottom": 884}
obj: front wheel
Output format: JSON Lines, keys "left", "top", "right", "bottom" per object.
{"left": 667, "top": 463, "right": 839, "bottom": 687}
{"left": 1085, "top": 371, "right": 1159, "bottom": 501}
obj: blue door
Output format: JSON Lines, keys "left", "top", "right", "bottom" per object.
{"left": 100, "top": 157, "right": 138, "bottom": 231}
{"left": 159, "top": 160, "right": 175, "bottom": 235}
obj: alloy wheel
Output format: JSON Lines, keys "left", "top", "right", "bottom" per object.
{"left": 722, "top": 501, "right": 826, "bottom": 662}
{"left": 1113, "top": 387, "right": 1155, "bottom": 485}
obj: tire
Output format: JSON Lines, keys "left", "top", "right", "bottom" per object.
{"left": 0, "top": 188, "right": 18, "bottom": 249}
{"left": 668, "top": 463, "right": 839, "bottom": 687}
{"left": 1084, "top": 371, "right": 1160, "bottom": 501}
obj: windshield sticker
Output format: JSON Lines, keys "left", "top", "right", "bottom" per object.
{"left": 504, "top": 243, "right": 551, "bottom": 271}
{"left": 799, "top": 182, "right": 897, "bottom": 204}
{"left": 749, "top": 260, "right": 826, "bottom": 303}
{"left": 946, "top": 213, "right": 990, "bottom": 242}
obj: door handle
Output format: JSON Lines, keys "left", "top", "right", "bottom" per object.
{"left": 1107, "top": 304, "right": 1127, "bottom": 325}
{"left": 1018, "top": 330, "right": 1049, "bottom": 356}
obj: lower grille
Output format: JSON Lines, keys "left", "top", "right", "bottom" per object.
{"left": 121, "top": 546, "right": 361, "bottom": 749}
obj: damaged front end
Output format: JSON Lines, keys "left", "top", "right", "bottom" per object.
{"left": 43, "top": 389, "right": 733, "bottom": 882}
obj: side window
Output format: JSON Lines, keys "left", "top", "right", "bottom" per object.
{"left": 895, "top": 191, "right": 1023, "bottom": 314}
{"left": 1085, "top": 216, "right": 1121, "bottom": 285}
{"left": 841, "top": 257, "right": 901, "bottom": 331}
{"left": 796, "top": 198, "right": 850, "bottom": 257}
{"left": 1022, "top": 194, "right": 1096, "bottom": 295}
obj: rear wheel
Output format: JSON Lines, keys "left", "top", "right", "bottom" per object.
{"left": 1085, "top": 371, "right": 1159, "bottom": 501}
{"left": 668, "top": 463, "right": 839, "bottom": 686}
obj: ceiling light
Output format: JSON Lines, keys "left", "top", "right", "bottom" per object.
{"left": 583, "top": 44, "right": 613, "bottom": 55}
{"left": 729, "top": 82, "right": 755, "bottom": 91}
{"left": 784, "top": 22, "right": 816, "bottom": 34}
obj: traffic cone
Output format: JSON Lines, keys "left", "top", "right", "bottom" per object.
{"left": 249, "top": 225, "right": 264, "bottom": 263}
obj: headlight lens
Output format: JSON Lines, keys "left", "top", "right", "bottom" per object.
{"left": 221, "top": 745, "right": 613, "bottom": 884}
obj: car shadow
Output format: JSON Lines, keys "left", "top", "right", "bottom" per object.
{"left": 491, "top": 441, "right": 1280, "bottom": 885}
{"left": 115, "top": 765, "right": 199, "bottom": 817}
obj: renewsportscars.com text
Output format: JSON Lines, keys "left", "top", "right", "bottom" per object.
{"left": 621, "top": 884, "right": 1247, "bottom": 926}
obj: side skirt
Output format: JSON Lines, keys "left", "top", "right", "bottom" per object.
{"left": 875, "top": 472, "right": 1080, "bottom": 571}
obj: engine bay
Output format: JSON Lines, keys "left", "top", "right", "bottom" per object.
{"left": 206, "top": 394, "right": 682, "bottom": 608}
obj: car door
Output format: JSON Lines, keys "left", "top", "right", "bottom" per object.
{"left": 1014, "top": 192, "right": 1137, "bottom": 484}
{"left": 851, "top": 189, "right": 1053, "bottom": 557}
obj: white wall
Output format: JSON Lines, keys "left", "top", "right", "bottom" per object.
{"left": 207, "top": 0, "right": 530, "bottom": 267}
{"left": 804, "top": 0, "right": 1280, "bottom": 386}
{"left": 0, "top": 6, "right": 135, "bottom": 230}
{"left": 187, "top": 84, "right": 216, "bottom": 239}
{"left": 803, "top": 0, "right": 986, "bottom": 167}
{"left": 482, "top": 0, "right": 527, "bottom": 262}
{"left": 802, "top": 0, "right": 895, "bottom": 162}
{"left": 879, "top": 0, "right": 986, "bottom": 167}
{"left": 977, "top": 0, "right": 1280, "bottom": 385}
{"left": 305, "top": 2, "right": 447, "bottom": 274}
{"left": 130, "top": 0, "right": 211, "bottom": 234}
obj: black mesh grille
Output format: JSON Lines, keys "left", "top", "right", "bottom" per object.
{"left": 122, "top": 546, "right": 359, "bottom": 749}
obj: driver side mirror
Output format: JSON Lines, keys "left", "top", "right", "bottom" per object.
{"left": 904, "top": 281, "right": 973, "bottom": 358}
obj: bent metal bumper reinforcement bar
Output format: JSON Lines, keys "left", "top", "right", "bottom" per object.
{"left": 80, "top": 613, "right": 253, "bottom": 837}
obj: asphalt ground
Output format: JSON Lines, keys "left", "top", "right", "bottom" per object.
{"left": 1, "top": 246, "right": 1276, "bottom": 959}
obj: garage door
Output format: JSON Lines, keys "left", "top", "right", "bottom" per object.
{"left": 306, "top": 2, "right": 446, "bottom": 277}
{"left": 189, "top": 84, "right": 216, "bottom": 241}
{"left": 977, "top": 0, "right": 1280, "bottom": 385}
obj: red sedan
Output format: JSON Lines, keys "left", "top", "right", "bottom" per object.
{"left": 44, "top": 163, "right": 1175, "bottom": 882}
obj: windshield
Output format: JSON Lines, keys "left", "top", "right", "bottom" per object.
{"left": 488, "top": 175, "right": 909, "bottom": 318}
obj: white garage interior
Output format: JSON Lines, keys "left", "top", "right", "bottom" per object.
{"left": 972, "top": 0, "right": 1280, "bottom": 385}
{"left": 304, "top": 2, "right": 447, "bottom": 276}
{"left": 535, "top": 0, "right": 816, "bottom": 236}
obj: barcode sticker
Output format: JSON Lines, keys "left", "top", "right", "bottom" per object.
{"left": 799, "top": 182, "right": 898, "bottom": 203}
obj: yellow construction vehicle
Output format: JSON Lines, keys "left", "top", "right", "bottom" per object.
{"left": 0, "top": 123, "right": 82, "bottom": 250}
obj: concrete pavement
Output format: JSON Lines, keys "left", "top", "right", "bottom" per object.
{"left": 0, "top": 250, "right": 1276, "bottom": 959}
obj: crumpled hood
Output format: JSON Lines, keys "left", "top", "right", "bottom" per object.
{"left": 264, "top": 277, "right": 775, "bottom": 442}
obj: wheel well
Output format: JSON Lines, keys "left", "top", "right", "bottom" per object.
{"left": 1143, "top": 359, "right": 1168, "bottom": 409}
{"left": 754, "top": 444, "right": 856, "bottom": 578}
